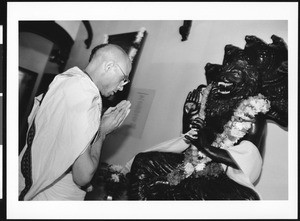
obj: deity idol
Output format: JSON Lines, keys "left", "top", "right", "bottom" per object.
{"left": 128, "top": 35, "right": 288, "bottom": 200}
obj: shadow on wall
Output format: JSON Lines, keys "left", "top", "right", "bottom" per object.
{"left": 101, "top": 124, "right": 134, "bottom": 161}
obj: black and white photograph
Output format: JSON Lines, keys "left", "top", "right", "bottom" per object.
{"left": 5, "top": 2, "right": 298, "bottom": 220}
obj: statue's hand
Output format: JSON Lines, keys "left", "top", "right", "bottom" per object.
{"left": 184, "top": 89, "right": 200, "bottom": 116}
{"left": 184, "top": 117, "right": 206, "bottom": 146}
{"left": 182, "top": 85, "right": 206, "bottom": 133}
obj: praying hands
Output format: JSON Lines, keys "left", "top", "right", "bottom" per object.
{"left": 100, "top": 100, "right": 131, "bottom": 137}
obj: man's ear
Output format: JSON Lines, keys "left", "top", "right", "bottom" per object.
{"left": 105, "top": 60, "right": 115, "bottom": 72}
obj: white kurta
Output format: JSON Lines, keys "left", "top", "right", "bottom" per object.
{"left": 19, "top": 67, "right": 102, "bottom": 200}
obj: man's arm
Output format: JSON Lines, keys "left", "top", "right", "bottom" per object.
{"left": 72, "top": 100, "right": 131, "bottom": 187}
{"left": 71, "top": 134, "right": 105, "bottom": 187}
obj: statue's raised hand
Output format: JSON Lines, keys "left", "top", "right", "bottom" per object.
{"left": 182, "top": 85, "right": 206, "bottom": 134}
{"left": 184, "top": 89, "right": 200, "bottom": 115}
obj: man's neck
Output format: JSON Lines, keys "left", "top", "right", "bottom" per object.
{"left": 83, "top": 69, "right": 93, "bottom": 82}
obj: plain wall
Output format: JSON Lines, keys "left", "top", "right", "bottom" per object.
{"left": 65, "top": 20, "right": 288, "bottom": 200}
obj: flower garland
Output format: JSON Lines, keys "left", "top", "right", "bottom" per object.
{"left": 128, "top": 27, "right": 146, "bottom": 61}
{"left": 212, "top": 93, "right": 271, "bottom": 149}
{"left": 198, "top": 84, "right": 212, "bottom": 120}
{"left": 167, "top": 90, "right": 271, "bottom": 186}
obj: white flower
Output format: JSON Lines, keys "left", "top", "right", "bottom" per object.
{"left": 86, "top": 184, "right": 93, "bottom": 192}
{"left": 184, "top": 162, "right": 195, "bottom": 177}
{"left": 230, "top": 127, "right": 246, "bottom": 138}
{"left": 243, "top": 122, "right": 252, "bottom": 130}
{"left": 111, "top": 174, "right": 120, "bottom": 182}
{"left": 198, "top": 151, "right": 206, "bottom": 158}
{"left": 235, "top": 111, "right": 251, "bottom": 120}
{"left": 242, "top": 99, "right": 250, "bottom": 106}
{"left": 259, "top": 100, "right": 271, "bottom": 113}
{"left": 211, "top": 141, "right": 219, "bottom": 147}
{"left": 103, "top": 34, "right": 109, "bottom": 44}
{"left": 223, "top": 139, "right": 233, "bottom": 148}
{"left": 244, "top": 106, "right": 256, "bottom": 117}
{"left": 140, "top": 27, "right": 146, "bottom": 33}
{"left": 219, "top": 142, "right": 226, "bottom": 149}
{"left": 233, "top": 121, "right": 245, "bottom": 130}
{"left": 134, "top": 27, "right": 146, "bottom": 43}
{"left": 129, "top": 48, "right": 137, "bottom": 61}
{"left": 249, "top": 98, "right": 258, "bottom": 106}
{"left": 110, "top": 164, "right": 123, "bottom": 172}
{"left": 195, "top": 163, "right": 206, "bottom": 171}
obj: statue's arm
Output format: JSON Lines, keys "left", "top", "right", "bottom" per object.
{"left": 190, "top": 114, "right": 267, "bottom": 169}
{"left": 242, "top": 113, "right": 267, "bottom": 155}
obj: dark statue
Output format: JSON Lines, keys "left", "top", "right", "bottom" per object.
{"left": 128, "top": 35, "right": 288, "bottom": 200}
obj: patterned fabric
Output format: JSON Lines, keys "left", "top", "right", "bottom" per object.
{"left": 19, "top": 119, "right": 36, "bottom": 200}
{"left": 19, "top": 91, "right": 48, "bottom": 200}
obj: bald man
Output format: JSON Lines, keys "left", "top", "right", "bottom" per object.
{"left": 19, "top": 44, "right": 132, "bottom": 200}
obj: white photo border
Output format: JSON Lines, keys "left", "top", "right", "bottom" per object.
{"left": 7, "top": 2, "right": 298, "bottom": 219}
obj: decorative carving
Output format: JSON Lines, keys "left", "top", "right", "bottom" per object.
{"left": 179, "top": 20, "right": 192, "bottom": 41}
{"left": 204, "top": 35, "right": 288, "bottom": 134}
{"left": 82, "top": 20, "right": 93, "bottom": 49}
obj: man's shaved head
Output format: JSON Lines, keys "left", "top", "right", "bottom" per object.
{"left": 89, "top": 44, "right": 130, "bottom": 65}
{"left": 85, "top": 43, "right": 132, "bottom": 97}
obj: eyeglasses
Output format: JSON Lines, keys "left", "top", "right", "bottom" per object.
{"left": 115, "top": 63, "right": 130, "bottom": 85}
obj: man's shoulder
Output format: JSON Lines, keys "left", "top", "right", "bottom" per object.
{"left": 61, "top": 66, "right": 84, "bottom": 78}
{"left": 57, "top": 67, "right": 93, "bottom": 89}
{"left": 47, "top": 67, "right": 99, "bottom": 102}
